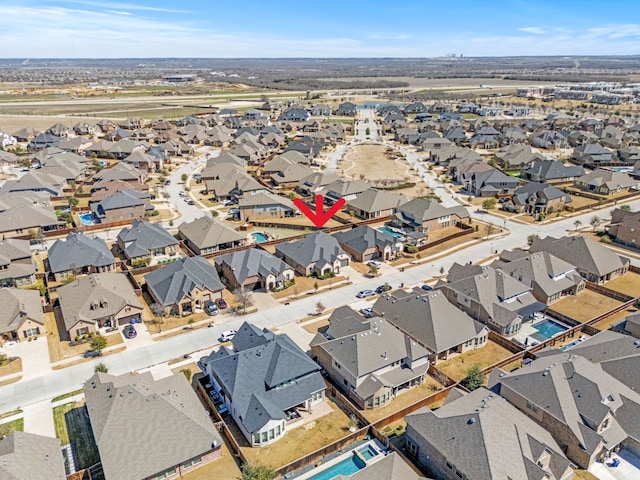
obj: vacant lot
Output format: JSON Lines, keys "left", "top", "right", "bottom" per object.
{"left": 436, "top": 341, "right": 515, "bottom": 382}
{"left": 65, "top": 405, "right": 101, "bottom": 469}
{"left": 362, "top": 377, "right": 444, "bottom": 424}
{"left": 550, "top": 290, "right": 623, "bottom": 323}
{"left": 238, "top": 399, "right": 353, "bottom": 469}
{"left": 604, "top": 273, "right": 640, "bottom": 298}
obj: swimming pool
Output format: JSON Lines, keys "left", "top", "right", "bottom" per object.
{"left": 532, "top": 319, "right": 568, "bottom": 341}
{"left": 358, "top": 445, "right": 378, "bottom": 461}
{"left": 78, "top": 213, "right": 96, "bottom": 225}
{"left": 306, "top": 455, "right": 366, "bottom": 480}
{"left": 378, "top": 227, "right": 404, "bottom": 239}
{"left": 251, "top": 232, "right": 268, "bottom": 243}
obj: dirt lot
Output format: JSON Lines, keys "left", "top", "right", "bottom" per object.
{"left": 550, "top": 290, "right": 623, "bottom": 323}
{"left": 604, "top": 272, "right": 640, "bottom": 298}
{"left": 436, "top": 341, "right": 515, "bottom": 382}
{"left": 339, "top": 144, "right": 429, "bottom": 198}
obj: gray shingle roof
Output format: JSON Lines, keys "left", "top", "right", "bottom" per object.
{"left": 372, "top": 290, "right": 487, "bottom": 354}
{"left": 333, "top": 225, "right": 397, "bottom": 255}
{"left": 522, "top": 159, "right": 584, "bottom": 180}
{"left": 275, "top": 231, "right": 347, "bottom": 269}
{"left": 337, "top": 452, "right": 428, "bottom": 480}
{"left": 178, "top": 216, "right": 245, "bottom": 250}
{"left": 84, "top": 372, "right": 222, "bottom": 480}
{"left": 406, "top": 387, "right": 572, "bottom": 480}
{"left": 145, "top": 256, "right": 224, "bottom": 307}
{"left": 0, "top": 288, "right": 44, "bottom": 335}
{"left": 48, "top": 232, "right": 115, "bottom": 273}
{"left": 91, "top": 189, "right": 148, "bottom": 213}
{"left": 0, "top": 239, "right": 35, "bottom": 282}
{"left": 346, "top": 189, "right": 408, "bottom": 214}
{"left": 57, "top": 273, "right": 143, "bottom": 331}
{"left": 117, "top": 219, "right": 177, "bottom": 259}
{"left": 202, "top": 322, "right": 325, "bottom": 434}
{"left": 214, "top": 248, "right": 292, "bottom": 285}
{"left": 396, "top": 198, "right": 469, "bottom": 224}
{"left": 0, "top": 432, "right": 66, "bottom": 480}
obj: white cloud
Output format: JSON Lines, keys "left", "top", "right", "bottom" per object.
{"left": 106, "top": 10, "right": 131, "bottom": 15}
{"left": 519, "top": 27, "right": 546, "bottom": 35}
{"left": 53, "top": 0, "right": 189, "bottom": 14}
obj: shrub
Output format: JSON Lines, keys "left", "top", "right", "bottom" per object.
{"left": 145, "top": 210, "right": 160, "bottom": 217}
{"left": 405, "top": 244, "right": 418, "bottom": 254}
{"left": 90, "top": 335, "right": 107, "bottom": 351}
{"left": 461, "top": 364, "right": 485, "bottom": 391}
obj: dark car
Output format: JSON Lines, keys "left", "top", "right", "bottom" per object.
{"left": 375, "top": 284, "right": 391, "bottom": 294}
{"left": 123, "top": 324, "right": 137, "bottom": 339}
{"left": 83, "top": 349, "right": 103, "bottom": 358}
{"left": 215, "top": 298, "right": 228, "bottom": 309}
{"left": 203, "top": 300, "right": 219, "bottom": 316}
{"left": 164, "top": 180, "right": 171, "bottom": 185}
{"left": 421, "top": 284, "right": 434, "bottom": 291}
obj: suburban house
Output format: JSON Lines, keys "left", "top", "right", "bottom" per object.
{"left": 57, "top": 273, "right": 143, "bottom": 338}
{"left": 296, "top": 172, "right": 341, "bottom": 196}
{"left": 531, "top": 130, "right": 569, "bottom": 150}
{"left": 467, "top": 168, "right": 521, "bottom": 197}
{"left": 371, "top": 289, "right": 489, "bottom": 364}
{"left": 489, "top": 351, "right": 640, "bottom": 469}
{"left": 178, "top": 216, "right": 246, "bottom": 255}
{"left": 311, "top": 306, "right": 431, "bottom": 409}
{"left": 335, "top": 102, "right": 357, "bottom": 116}
{"left": 333, "top": 225, "right": 402, "bottom": 262}
{"left": 494, "top": 144, "right": 544, "bottom": 170}
{"left": 238, "top": 192, "right": 297, "bottom": 222}
{"left": 521, "top": 159, "right": 585, "bottom": 184}
{"left": 116, "top": 219, "right": 179, "bottom": 265}
{"left": 391, "top": 198, "right": 470, "bottom": 233}
{"left": 502, "top": 182, "right": 572, "bottom": 216}
{"left": 530, "top": 235, "right": 629, "bottom": 284}
{"left": 613, "top": 311, "right": 640, "bottom": 338}
{"left": 606, "top": 207, "right": 640, "bottom": 247}
{"left": 90, "top": 189, "right": 153, "bottom": 224}
{"left": 144, "top": 256, "right": 224, "bottom": 316}
{"left": 0, "top": 170, "right": 67, "bottom": 197}
{"left": 316, "top": 179, "right": 369, "bottom": 205}
{"left": 121, "top": 151, "right": 161, "bottom": 172}
{"left": 572, "top": 143, "right": 613, "bottom": 165}
{"left": 0, "top": 197, "right": 65, "bottom": 239}
{"left": 92, "top": 162, "right": 146, "bottom": 186}
{"left": 84, "top": 372, "right": 223, "bottom": 480}
{"left": 214, "top": 248, "right": 294, "bottom": 292}
{"left": 200, "top": 322, "right": 326, "bottom": 447}
{"left": 494, "top": 251, "right": 586, "bottom": 305}
{"left": 47, "top": 232, "right": 116, "bottom": 282}
{"left": 346, "top": 189, "right": 408, "bottom": 220}
{"left": 275, "top": 231, "right": 350, "bottom": 277}
{"left": 405, "top": 387, "right": 574, "bottom": 480}
{"left": 0, "top": 238, "right": 36, "bottom": 287}
{"left": 0, "top": 288, "right": 45, "bottom": 342}
{"left": 203, "top": 163, "right": 267, "bottom": 201}
{"left": 268, "top": 163, "right": 314, "bottom": 189}
{"left": 277, "top": 108, "right": 310, "bottom": 122}
{"left": 574, "top": 169, "right": 638, "bottom": 195}
{"left": 439, "top": 266, "right": 545, "bottom": 336}
{"left": 0, "top": 431, "right": 66, "bottom": 480}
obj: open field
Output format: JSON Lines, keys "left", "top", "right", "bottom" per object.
{"left": 436, "top": 341, "right": 515, "bottom": 382}
{"left": 550, "top": 290, "right": 623, "bottom": 323}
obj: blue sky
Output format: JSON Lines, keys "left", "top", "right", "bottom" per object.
{"left": 3, "top": 0, "right": 640, "bottom": 57}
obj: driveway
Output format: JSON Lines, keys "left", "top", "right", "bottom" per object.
{"left": 3, "top": 336, "right": 52, "bottom": 381}
{"left": 589, "top": 450, "right": 640, "bottom": 480}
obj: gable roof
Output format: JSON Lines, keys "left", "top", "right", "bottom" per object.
{"left": 522, "top": 159, "right": 585, "bottom": 180}
{"left": 346, "top": 189, "right": 408, "bottom": 214}
{"left": 214, "top": 248, "right": 291, "bottom": 285}
{"left": 575, "top": 169, "right": 637, "bottom": 190}
{"left": 396, "top": 198, "right": 470, "bottom": 223}
{"left": 406, "top": 387, "right": 572, "bottom": 480}
{"left": 145, "top": 256, "right": 224, "bottom": 307}
{"left": 0, "top": 288, "right": 44, "bottom": 335}
{"left": 48, "top": 232, "right": 115, "bottom": 273}
{"left": 530, "top": 235, "right": 628, "bottom": 277}
{"left": 275, "top": 231, "right": 347, "bottom": 268}
{"left": 333, "top": 225, "right": 397, "bottom": 254}
{"left": 178, "top": 216, "right": 245, "bottom": 249}
{"left": 84, "top": 372, "right": 222, "bottom": 480}
{"left": 0, "top": 431, "right": 66, "bottom": 480}
{"left": 117, "top": 219, "right": 177, "bottom": 259}
{"left": 57, "top": 273, "right": 143, "bottom": 331}
{"left": 372, "top": 290, "right": 486, "bottom": 353}
{"left": 238, "top": 192, "right": 296, "bottom": 210}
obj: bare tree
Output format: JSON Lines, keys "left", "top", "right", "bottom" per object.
{"left": 150, "top": 303, "right": 166, "bottom": 333}
{"left": 234, "top": 288, "right": 254, "bottom": 315}
{"left": 590, "top": 216, "right": 601, "bottom": 231}
{"left": 315, "top": 301, "right": 326, "bottom": 316}
{"left": 573, "top": 219, "right": 582, "bottom": 232}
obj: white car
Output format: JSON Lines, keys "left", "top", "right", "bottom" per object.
{"left": 367, "top": 260, "right": 383, "bottom": 268}
{"left": 218, "top": 329, "right": 237, "bottom": 343}
{"left": 356, "top": 290, "right": 376, "bottom": 299}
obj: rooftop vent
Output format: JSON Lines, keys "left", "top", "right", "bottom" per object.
{"left": 468, "top": 418, "right": 476, "bottom": 424}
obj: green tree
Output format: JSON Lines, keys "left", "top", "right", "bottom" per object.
{"left": 95, "top": 362, "right": 108, "bottom": 373}
{"left": 238, "top": 462, "right": 277, "bottom": 480}
{"left": 90, "top": 335, "right": 107, "bottom": 351}
{"left": 527, "top": 234, "right": 539, "bottom": 246}
{"left": 68, "top": 197, "right": 79, "bottom": 207}
{"left": 620, "top": 204, "right": 631, "bottom": 212}
{"left": 461, "top": 364, "right": 485, "bottom": 391}
{"left": 181, "top": 173, "right": 188, "bottom": 182}
{"left": 368, "top": 264, "right": 379, "bottom": 277}
{"left": 481, "top": 198, "right": 497, "bottom": 211}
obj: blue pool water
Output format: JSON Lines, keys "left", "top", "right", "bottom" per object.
{"left": 78, "top": 213, "right": 96, "bottom": 225}
{"left": 251, "top": 232, "right": 268, "bottom": 243}
{"left": 378, "top": 227, "right": 404, "bottom": 239}
{"left": 307, "top": 455, "right": 366, "bottom": 480}
{"left": 358, "top": 445, "right": 378, "bottom": 461}
{"left": 533, "top": 319, "right": 567, "bottom": 340}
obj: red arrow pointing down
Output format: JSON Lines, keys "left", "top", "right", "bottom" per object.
{"left": 293, "top": 195, "right": 346, "bottom": 228}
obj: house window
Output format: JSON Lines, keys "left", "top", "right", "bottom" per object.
{"left": 77, "top": 327, "right": 89, "bottom": 336}
{"left": 446, "top": 461, "right": 454, "bottom": 470}
{"left": 24, "top": 327, "right": 40, "bottom": 337}
{"left": 526, "top": 400, "right": 539, "bottom": 413}
{"left": 262, "top": 431, "right": 268, "bottom": 443}
{"left": 269, "top": 429, "right": 275, "bottom": 440}
{"left": 456, "top": 470, "right": 463, "bottom": 479}
{"left": 276, "top": 425, "right": 281, "bottom": 436}
{"left": 253, "top": 433, "right": 260, "bottom": 444}
{"left": 406, "top": 438, "right": 419, "bottom": 456}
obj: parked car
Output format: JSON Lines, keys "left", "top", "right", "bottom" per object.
{"left": 375, "top": 284, "right": 391, "bottom": 294}
{"left": 219, "top": 329, "right": 237, "bottom": 343}
{"left": 123, "top": 324, "right": 137, "bottom": 339}
{"left": 228, "top": 208, "right": 240, "bottom": 215}
{"left": 215, "top": 298, "right": 228, "bottom": 309}
{"left": 360, "top": 307, "right": 373, "bottom": 318}
{"left": 220, "top": 199, "right": 232, "bottom": 206}
{"left": 356, "top": 289, "right": 376, "bottom": 299}
{"left": 83, "top": 349, "right": 103, "bottom": 358}
{"left": 421, "top": 284, "right": 434, "bottom": 291}
{"left": 179, "top": 191, "right": 185, "bottom": 197}
{"left": 164, "top": 180, "right": 171, "bottom": 185}
{"left": 367, "top": 260, "right": 383, "bottom": 268}
{"left": 186, "top": 199, "right": 195, "bottom": 205}
{"left": 203, "top": 300, "right": 219, "bottom": 316}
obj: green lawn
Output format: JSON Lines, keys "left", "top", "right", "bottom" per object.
{"left": 65, "top": 406, "right": 101, "bottom": 469}
{"left": 0, "top": 418, "right": 24, "bottom": 437}
{"left": 53, "top": 402, "right": 77, "bottom": 445}
{"left": 52, "top": 389, "right": 83, "bottom": 403}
